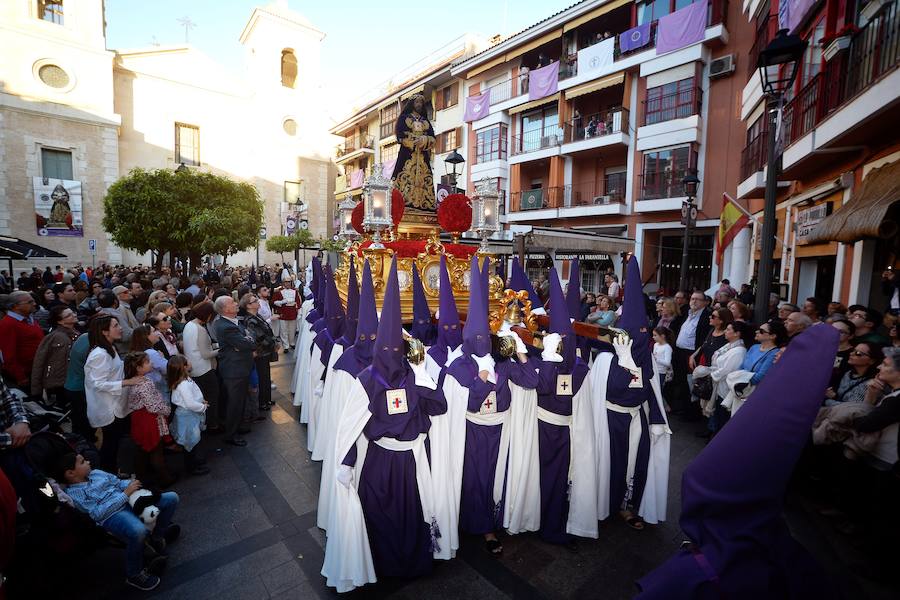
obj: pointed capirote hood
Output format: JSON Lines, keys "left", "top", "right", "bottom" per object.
{"left": 340, "top": 258, "right": 359, "bottom": 344}
{"left": 636, "top": 325, "right": 839, "bottom": 599}
{"left": 410, "top": 264, "right": 434, "bottom": 344}
{"left": 618, "top": 256, "right": 651, "bottom": 364}
{"left": 566, "top": 258, "right": 581, "bottom": 321}
{"left": 372, "top": 256, "right": 406, "bottom": 385}
{"left": 323, "top": 265, "right": 345, "bottom": 339}
{"left": 354, "top": 258, "right": 378, "bottom": 364}
{"left": 548, "top": 268, "right": 576, "bottom": 369}
{"left": 462, "top": 254, "right": 491, "bottom": 356}
{"left": 434, "top": 255, "right": 462, "bottom": 350}
{"left": 509, "top": 257, "right": 541, "bottom": 309}
{"left": 312, "top": 257, "right": 323, "bottom": 312}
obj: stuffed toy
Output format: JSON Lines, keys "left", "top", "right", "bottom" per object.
{"left": 128, "top": 489, "right": 161, "bottom": 532}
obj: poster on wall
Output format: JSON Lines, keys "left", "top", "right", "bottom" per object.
{"left": 34, "top": 177, "right": 83, "bottom": 237}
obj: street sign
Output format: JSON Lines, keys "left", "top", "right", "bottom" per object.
{"left": 259, "top": 227, "right": 267, "bottom": 240}
{"left": 285, "top": 216, "right": 297, "bottom": 235}
{"left": 88, "top": 239, "right": 97, "bottom": 254}
{"left": 680, "top": 201, "right": 698, "bottom": 226}
{"left": 299, "top": 220, "right": 309, "bottom": 230}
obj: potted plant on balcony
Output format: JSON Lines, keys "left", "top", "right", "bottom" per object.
{"left": 822, "top": 24, "right": 859, "bottom": 61}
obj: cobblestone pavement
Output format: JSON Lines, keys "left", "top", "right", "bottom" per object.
{"left": 54, "top": 358, "right": 894, "bottom": 600}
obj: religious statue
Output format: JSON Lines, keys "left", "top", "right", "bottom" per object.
{"left": 48, "top": 183, "right": 72, "bottom": 227}
{"left": 391, "top": 93, "right": 436, "bottom": 211}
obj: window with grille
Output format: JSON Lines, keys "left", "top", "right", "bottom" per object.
{"left": 41, "top": 148, "right": 73, "bottom": 180}
{"left": 475, "top": 124, "right": 508, "bottom": 163}
{"left": 645, "top": 77, "right": 699, "bottom": 125}
{"left": 175, "top": 123, "right": 200, "bottom": 167}
{"left": 640, "top": 145, "right": 697, "bottom": 200}
{"left": 435, "top": 128, "right": 461, "bottom": 154}
{"left": 380, "top": 102, "right": 400, "bottom": 138}
{"left": 38, "top": 0, "right": 64, "bottom": 25}
{"left": 381, "top": 143, "right": 399, "bottom": 164}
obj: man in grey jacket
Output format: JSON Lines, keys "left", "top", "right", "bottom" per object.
{"left": 212, "top": 295, "right": 256, "bottom": 446}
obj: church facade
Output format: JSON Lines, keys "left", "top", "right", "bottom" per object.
{"left": 0, "top": 0, "right": 336, "bottom": 269}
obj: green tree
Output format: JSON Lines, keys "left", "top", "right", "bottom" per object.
{"left": 103, "top": 168, "right": 264, "bottom": 270}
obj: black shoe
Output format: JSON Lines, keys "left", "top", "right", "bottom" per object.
{"left": 224, "top": 437, "right": 247, "bottom": 447}
{"left": 146, "top": 536, "right": 167, "bottom": 556}
{"left": 126, "top": 569, "right": 161, "bottom": 591}
{"left": 259, "top": 404, "right": 271, "bottom": 412}
{"left": 163, "top": 523, "right": 181, "bottom": 545}
{"left": 283, "top": 348, "right": 291, "bottom": 354}
{"left": 237, "top": 426, "right": 251, "bottom": 434}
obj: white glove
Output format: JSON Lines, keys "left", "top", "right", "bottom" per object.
{"left": 531, "top": 307, "right": 546, "bottom": 316}
{"left": 472, "top": 354, "right": 497, "bottom": 383}
{"left": 497, "top": 329, "right": 527, "bottom": 355}
{"left": 313, "top": 381, "right": 324, "bottom": 399}
{"left": 336, "top": 465, "right": 353, "bottom": 489}
{"left": 612, "top": 333, "right": 639, "bottom": 373}
{"left": 541, "top": 333, "right": 563, "bottom": 362}
{"left": 410, "top": 360, "right": 437, "bottom": 390}
{"left": 650, "top": 424, "right": 669, "bottom": 441}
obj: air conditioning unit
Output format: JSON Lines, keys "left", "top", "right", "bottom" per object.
{"left": 709, "top": 54, "right": 735, "bottom": 79}
{"left": 593, "top": 195, "right": 612, "bottom": 205}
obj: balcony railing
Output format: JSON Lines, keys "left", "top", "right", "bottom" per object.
{"left": 740, "top": 126, "right": 769, "bottom": 181}
{"left": 748, "top": 13, "right": 778, "bottom": 80}
{"left": 511, "top": 126, "right": 564, "bottom": 156}
{"left": 335, "top": 174, "right": 347, "bottom": 194}
{"left": 338, "top": 135, "right": 375, "bottom": 157}
{"left": 643, "top": 86, "right": 703, "bottom": 126}
{"left": 638, "top": 169, "right": 694, "bottom": 201}
{"left": 564, "top": 108, "right": 629, "bottom": 143}
{"left": 509, "top": 187, "right": 566, "bottom": 212}
{"left": 782, "top": 1, "right": 899, "bottom": 148}
{"left": 565, "top": 176, "right": 626, "bottom": 207}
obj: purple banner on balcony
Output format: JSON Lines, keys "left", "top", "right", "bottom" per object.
{"left": 656, "top": 1, "right": 707, "bottom": 55}
{"left": 781, "top": 0, "right": 818, "bottom": 33}
{"left": 381, "top": 159, "right": 396, "bottom": 179}
{"left": 620, "top": 23, "right": 652, "bottom": 53}
{"left": 463, "top": 92, "right": 490, "bottom": 122}
{"left": 350, "top": 169, "right": 365, "bottom": 189}
{"left": 528, "top": 61, "right": 559, "bottom": 101}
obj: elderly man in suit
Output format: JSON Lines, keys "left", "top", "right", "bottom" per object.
{"left": 671, "top": 290, "right": 712, "bottom": 418}
{"left": 213, "top": 295, "right": 257, "bottom": 447}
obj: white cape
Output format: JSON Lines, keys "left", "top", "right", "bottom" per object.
{"left": 310, "top": 343, "right": 346, "bottom": 461}
{"left": 503, "top": 382, "right": 541, "bottom": 534}
{"left": 292, "top": 323, "right": 315, "bottom": 408}
{"left": 589, "top": 353, "right": 671, "bottom": 524}
{"left": 430, "top": 373, "right": 469, "bottom": 560}
{"left": 317, "top": 367, "right": 360, "bottom": 531}
{"left": 304, "top": 343, "right": 330, "bottom": 450}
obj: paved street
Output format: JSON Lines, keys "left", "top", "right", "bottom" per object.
{"left": 53, "top": 358, "right": 894, "bottom": 600}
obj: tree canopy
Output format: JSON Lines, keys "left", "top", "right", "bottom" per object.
{"left": 103, "top": 168, "right": 264, "bottom": 268}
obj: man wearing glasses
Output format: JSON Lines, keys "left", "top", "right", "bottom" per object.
{"left": 671, "top": 292, "right": 711, "bottom": 416}
{"left": 0, "top": 291, "right": 45, "bottom": 393}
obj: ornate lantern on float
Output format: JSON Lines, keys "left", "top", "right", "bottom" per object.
{"left": 471, "top": 177, "right": 500, "bottom": 253}
{"left": 338, "top": 198, "right": 359, "bottom": 240}
{"left": 362, "top": 164, "right": 393, "bottom": 249}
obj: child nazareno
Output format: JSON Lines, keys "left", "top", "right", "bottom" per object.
{"left": 59, "top": 453, "right": 181, "bottom": 591}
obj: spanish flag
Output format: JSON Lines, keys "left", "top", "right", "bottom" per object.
{"left": 717, "top": 194, "right": 750, "bottom": 265}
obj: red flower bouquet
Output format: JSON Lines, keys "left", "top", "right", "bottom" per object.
{"left": 437, "top": 194, "right": 472, "bottom": 239}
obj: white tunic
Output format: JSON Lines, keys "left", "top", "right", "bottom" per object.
{"left": 310, "top": 342, "right": 346, "bottom": 461}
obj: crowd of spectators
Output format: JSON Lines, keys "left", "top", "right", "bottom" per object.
{"left": 0, "top": 260, "right": 307, "bottom": 591}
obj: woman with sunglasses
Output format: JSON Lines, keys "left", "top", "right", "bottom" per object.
{"left": 830, "top": 319, "right": 856, "bottom": 388}
{"left": 825, "top": 342, "right": 884, "bottom": 406}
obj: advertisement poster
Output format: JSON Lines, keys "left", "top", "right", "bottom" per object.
{"left": 34, "top": 176, "right": 83, "bottom": 237}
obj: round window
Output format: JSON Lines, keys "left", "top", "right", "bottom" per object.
{"left": 283, "top": 119, "right": 298, "bottom": 136}
{"left": 38, "top": 64, "right": 70, "bottom": 89}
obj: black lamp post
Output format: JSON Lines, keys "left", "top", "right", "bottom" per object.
{"left": 754, "top": 29, "right": 807, "bottom": 324}
{"left": 678, "top": 173, "right": 700, "bottom": 293}
{"left": 444, "top": 149, "right": 465, "bottom": 192}
{"left": 175, "top": 162, "right": 188, "bottom": 173}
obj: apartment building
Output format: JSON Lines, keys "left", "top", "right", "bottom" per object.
{"left": 450, "top": 0, "right": 757, "bottom": 294}
{"left": 737, "top": 0, "right": 899, "bottom": 309}
{"left": 330, "top": 35, "right": 485, "bottom": 229}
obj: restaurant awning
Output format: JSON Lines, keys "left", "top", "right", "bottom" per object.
{"left": 524, "top": 226, "right": 634, "bottom": 254}
{"left": 808, "top": 160, "right": 900, "bottom": 243}
{"left": 509, "top": 93, "right": 560, "bottom": 115}
{"left": 565, "top": 73, "right": 625, "bottom": 99}
{"left": 0, "top": 236, "right": 67, "bottom": 260}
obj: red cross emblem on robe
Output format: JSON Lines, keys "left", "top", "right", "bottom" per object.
{"left": 386, "top": 389, "right": 408, "bottom": 415}
{"left": 479, "top": 391, "right": 497, "bottom": 415}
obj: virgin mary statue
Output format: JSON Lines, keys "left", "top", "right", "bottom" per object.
{"left": 391, "top": 93, "right": 436, "bottom": 211}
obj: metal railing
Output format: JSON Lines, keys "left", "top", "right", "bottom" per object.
{"left": 564, "top": 108, "right": 629, "bottom": 143}
{"left": 564, "top": 176, "right": 626, "bottom": 207}
{"left": 338, "top": 135, "right": 375, "bottom": 156}
{"left": 748, "top": 13, "right": 778, "bottom": 80}
{"left": 335, "top": 174, "right": 347, "bottom": 194}
{"left": 638, "top": 169, "right": 694, "bottom": 201}
{"left": 782, "top": 2, "right": 899, "bottom": 147}
{"left": 740, "top": 126, "right": 769, "bottom": 181}
{"left": 510, "top": 126, "right": 564, "bottom": 156}
{"left": 509, "top": 186, "right": 566, "bottom": 212}
{"left": 643, "top": 85, "right": 702, "bottom": 125}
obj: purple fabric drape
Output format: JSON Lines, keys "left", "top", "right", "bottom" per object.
{"left": 528, "top": 61, "right": 559, "bottom": 101}
{"left": 381, "top": 159, "right": 396, "bottom": 178}
{"left": 656, "top": 1, "right": 707, "bottom": 55}
{"left": 620, "top": 23, "right": 652, "bottom": 53}
{"left": 463, "top": 92, "right": 490, "bottom": 122}
{"left": 350, "top": 169, "right": 365, "bottom": 189}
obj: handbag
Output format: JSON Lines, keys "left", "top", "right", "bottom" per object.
{"left": 691, "top": 375, "right": 713, "bottom": 399}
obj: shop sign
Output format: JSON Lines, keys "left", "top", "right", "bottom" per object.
{"left": 796, "top": 202, "right": 831, "bottom": 244}
{"left": 555, "top": 252, "right": 611, "bottom": 261}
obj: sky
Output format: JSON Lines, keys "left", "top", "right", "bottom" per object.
{"left": 104, "top": 0, "right": 575, "bottom": 122}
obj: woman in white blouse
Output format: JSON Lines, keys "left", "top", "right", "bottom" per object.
{"left": 692, "top": 321, "right": 749, "bottom": 436}
{"left": 85, "top": 314, "right": 140, "bottom": 472}
{"left": 182, "top": 301, "right": 221, "bottom": 432}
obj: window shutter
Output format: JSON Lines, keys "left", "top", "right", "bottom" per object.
{"left": 450, "top": 82, "right": 459, "bottom": 107}
{"left": 435, "top": 90, "right": 444, "bottom": 111}
{"left": 455, "top": 127, "right": 463, "bottom": 150}
{"left": 436, "top": 132, "right": 444, "bottom": 154}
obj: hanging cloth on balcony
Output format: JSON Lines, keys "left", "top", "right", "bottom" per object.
{"left": 463, "top": 92, "right": 491, "bottom": 122}
{"left": 576, "top": 37, "right": 615, "bottom": 79}
{"left": 807, "top": 161, "right": 900, "bottom": 244}
{"left": 656, "top": 1, "right": 707, "bottom": 55}
{"left": 528, "top": 61, "right": 559, "bottom": 101}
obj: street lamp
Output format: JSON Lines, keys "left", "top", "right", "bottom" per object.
{"left": 471, "top": 177, "right": 500, "bottom": 253}
{"left": 362, "top": 163, "right": 393, "bottom": 249}
{"left": 444, "top": 149, "right": 465, "bottom": 191}
{"left": 678, "top": 173, "right": 700, "bottom": 293}
{"left": 754, "top": 29, "right": 807, "bottom": 324}
{"left": 175, "top": 162, "right": 188, "bottom": 173}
